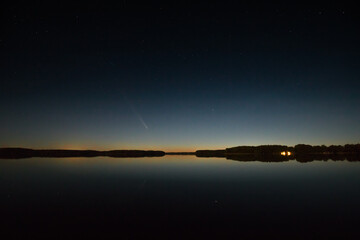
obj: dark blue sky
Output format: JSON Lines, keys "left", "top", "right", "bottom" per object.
{"left": 1, "top": 1, "right": 359, "bottom": 151}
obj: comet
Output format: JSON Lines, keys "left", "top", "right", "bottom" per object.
{"left": 138, "top": 115, "right": 148, "bottom": 129}
{"left": 122, "top": 92, "right": 149, "bottom": 130}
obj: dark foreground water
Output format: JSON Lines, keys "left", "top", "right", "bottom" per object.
{"left": 1, "top": 156, "right": 360, "bottom": 239}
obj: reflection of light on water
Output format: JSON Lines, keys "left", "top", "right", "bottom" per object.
{"left": 281, "top": 151, "right": 292, "bottom": 156}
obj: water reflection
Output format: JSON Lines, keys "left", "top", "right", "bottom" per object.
{"left": 1, "top": 156, "right": 360, "bottom": 239}
{"left": 224, "top": 154, "right": 360, "bottom": 163}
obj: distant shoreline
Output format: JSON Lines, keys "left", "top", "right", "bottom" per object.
{"left": 0, "top": 148, "right": 165, "bottom": 159}
{"left": 1, "top": 144, "right": 359, "bottom": 162}
{"left": 195, "top": 144, "right": 360, "bottom": 162}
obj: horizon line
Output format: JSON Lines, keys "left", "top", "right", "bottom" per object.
{"left": 1, "top": 143, "right": 360, "bottom": 152}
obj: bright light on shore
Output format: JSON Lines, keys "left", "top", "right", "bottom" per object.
{"left": 281, "top": 151, "right": 292, "bottom": 156}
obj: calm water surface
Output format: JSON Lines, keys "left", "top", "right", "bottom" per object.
{"left": 1, "top": 155, "right": 360, "bottom": 239}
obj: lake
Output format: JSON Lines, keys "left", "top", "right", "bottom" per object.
{"left": 1, "top": 155, "right": 360, "bottom": 239}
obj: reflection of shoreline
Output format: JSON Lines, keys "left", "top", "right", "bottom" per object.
{"left": 222, "top": 154, "right": 360, "bottom": 163}
{"left": 295, "top": 154, "right": 360, "bottom": 162}
{"left": 226, "top": 154, "right": 292, "bottom": 162}
{"left": 0, "top": 148, "right": 165, "bottom": 159}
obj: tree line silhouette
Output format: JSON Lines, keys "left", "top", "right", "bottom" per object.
{"left": 0, "top": 148, "right": 165, "bottom": 159}
{"left": 195, "top": 144, "right": 360, "bottom": 162}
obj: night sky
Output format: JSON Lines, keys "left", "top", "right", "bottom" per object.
{"left": 1, "top": 1, "right": 359, "bottom": 151}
